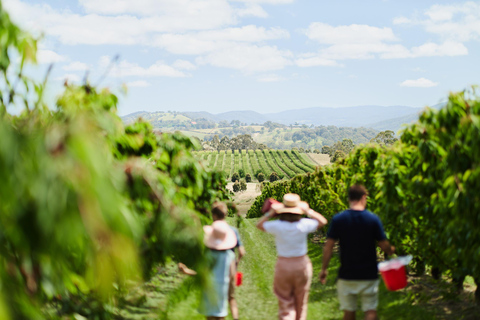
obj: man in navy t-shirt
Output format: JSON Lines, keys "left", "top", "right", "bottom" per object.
{"left": 320, "top": 185, "right": 394, "bottom": 320}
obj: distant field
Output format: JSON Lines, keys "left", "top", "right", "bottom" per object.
{"left": 194, "top": 149, "right": 322, "bottom": 181}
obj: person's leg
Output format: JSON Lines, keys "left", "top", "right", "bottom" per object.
{"left": 343, "top": 311, "right": 356, "bottom": 320}
{"left": 274, "top": 258, "right": 296, "bottom": 320}
{"left": 360, "top": 280, "right": 379, "bottom": 320}
{"left": 337, "top": 280, "right": 358, "bottom": 320}
{"left": 228, "top": 261, "right": 239, "bottom": 319}
{"left": 229, "top": 299, "right": 238, "bottom": 320}
{"left": 364, "top": 310, "right": 378, "bottom": 320}
{"left": 293, "top": 257, "right": 312, "bottom": 320}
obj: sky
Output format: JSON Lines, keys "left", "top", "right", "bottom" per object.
{"left": 3, "top": 0, "right": 480, "bottom": 116}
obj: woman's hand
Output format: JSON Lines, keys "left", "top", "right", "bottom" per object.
{"left": 298, "top": 201, "right": 310, "bottom": 214}
{"left": 178, "top": 263, "right": 197, "bottom": 276}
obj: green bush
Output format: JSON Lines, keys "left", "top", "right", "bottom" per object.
{"left": 232, "top": 181, "right": 241, "bottom": 192}
{"left": 231, "top": 172, "right": 240, "bottom": 182}
{"left": 240, "top": 179, "right": 247, "bottom": 191}
{"left": 257, "top": 173, "right": 265, "bottom": 182}
{"left": 269, "top": 172, "right": 280, "bottom": 182}
{"left": 245, "top": 173, "right": 252, "bottom": 182}
{"left": 238, "top": 168, "right": 245, "bottom": 178}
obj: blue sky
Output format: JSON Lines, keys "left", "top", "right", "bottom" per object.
{"left": 4, "top": 0, "right": 480, "bottom": 115}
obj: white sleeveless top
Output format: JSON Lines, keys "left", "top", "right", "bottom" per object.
{"left": 263, "top": 218, "right": 319, "bottom": 257}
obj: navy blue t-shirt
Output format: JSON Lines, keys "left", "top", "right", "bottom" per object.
{"left": 327, "top": 209, "right": 387, "bottom": 280}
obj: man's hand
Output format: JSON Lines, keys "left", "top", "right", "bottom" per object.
{"left": 378, "top": 240, "right": 395, "bottom": 256}
{"left": 319, "top": 269, "right": 328, "bottom": 285}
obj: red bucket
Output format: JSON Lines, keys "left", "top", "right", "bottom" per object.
{"left": 236, "top": 272, "right": 243, "bottom": 286}
{"left": 378, "top": 256, "right": 412, "bottom": 291}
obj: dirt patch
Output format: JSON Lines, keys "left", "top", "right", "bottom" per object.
{"left": 306, "top": 153, "right": 331, "bottom": 166}
{"left": 227, "top": 182, "right": 261, "bottom": 216}
{"left": 404, "top": 274, "right": 479, "bottom": 320}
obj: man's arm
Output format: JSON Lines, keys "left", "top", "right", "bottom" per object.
{"left": 319, "top": 238, "right": 336, "bottom": 284}
{"left": 378, "top": 239, "right": 395, "bottom": 256}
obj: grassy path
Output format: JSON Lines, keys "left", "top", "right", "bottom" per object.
{"left": 155, "top": 217, "right": 436, "bottom": 319}
{"left": 116, "top": 184, "right": 477, "bottom": 320}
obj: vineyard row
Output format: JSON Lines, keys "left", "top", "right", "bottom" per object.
{"left": 194, "top": 149, "right": 318, "bottom": 180}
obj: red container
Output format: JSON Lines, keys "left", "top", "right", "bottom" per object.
{"left": 236, "top": 272, "right": 243, "bottom": 286}
{"left": 378, "top": 256, "right": 412, "bottom": 291}
{"left": 261, "top": 198, "right": 281, "bottom": 213}
{"left": 380, "top": 265, "right": 407, "bottom": 291}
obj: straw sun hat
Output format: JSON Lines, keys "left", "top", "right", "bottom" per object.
{"left": 274, "top": 193, "right": 309, "bottom": 215}
{"left": 203, "top": 220, "right": 237, "bottom": 250}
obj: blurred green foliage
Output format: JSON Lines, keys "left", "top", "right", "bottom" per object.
{"left": 0, "top": 3, "right": 232, "bottom": 319}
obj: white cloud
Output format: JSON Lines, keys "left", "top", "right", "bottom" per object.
{"left": 127, "top": 80, "right": 151, "bottom": 87}
{"left": 153, "top": 26, "right": 289, "bottom": 55}
{"left": 393, "top": 16, "right": 411, "bottom": 25}
{"left": 4, "top": 0, "right": 236, "bottom": 45}
{"left": 78, "top": 0, "right": 236, "bottom": 32}
{"left": 63, "top": 61, "right": 89, "bottom": 71}
{"left": 400, "top": 78, "right": 438, "bottom": 88}
{"left": 301, "top": 22, "right": 468, "bottom": 62}
{"left": 256, "top": 74, "right": 286, "bottom": 82}
{"left": 394, "top": 2, "right": 480, "bottom": 42}
{"left": 295, "top": 55, "right": 341, "bottom": 67}
{"left": 100, "top": 57, "right": 190, "bottom": 78}
{"left": 37, "top": 50, "right": 67, "bottom": 64}
{"left": 410, "top": 41, "right": 468, "bottom": 57}
{"left": 232, "top": 0, "right": 295, "bottom": 3}
{"left": 196, "top": 44, "right": 293, "bottom": 74}
{"left": 172, "top": 60, "right": 197, "bottom": 70}
{"left": 305, "top": 23, "right": 399, "bottom": 45}
{"left": 236, "top": 3, "right": 269, "bottom": 18}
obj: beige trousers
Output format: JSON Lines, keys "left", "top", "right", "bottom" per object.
{"left": 273, "top": 255, "right": 312, "bottom": 320}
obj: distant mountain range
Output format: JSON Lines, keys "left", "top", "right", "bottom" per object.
{"left": 123, "top": 104, "right": 445, "bottom": 133}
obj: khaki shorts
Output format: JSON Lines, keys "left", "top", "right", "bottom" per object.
{"left": 337, "top": 279, "right": 379, "bottom": 312}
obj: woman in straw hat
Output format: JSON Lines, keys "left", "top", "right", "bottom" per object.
{"left": 257, "top": 193, "right": 328, "bottom": 320}
{"left": 178, "top": 203, "right": 238, "bottom": 320}
{"left": 200, "top": 218, "right": 238, "bottom": 320}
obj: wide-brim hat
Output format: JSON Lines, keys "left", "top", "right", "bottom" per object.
{"left": 203, "top": 220, "right": 237, "bottom": 250}
{"left": 275, "top": 193, "right": 308, "bottom": 215}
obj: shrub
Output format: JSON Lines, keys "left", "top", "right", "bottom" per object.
{"left": 238, "top": 168, "right": 245, "bottom": 178}
{"left": 231, "top": 172, "right": 240, "bottom": 182}
{"left": 332, "top": 150, "right": 346, "bottom": 163}
{"left": 257, "top": 173, "right": 265, "bottom": 182}
{"left": 232, "top": 181, "right": 241, "bottom": 192}
{"left": 240, "top": 179, "right": 247, "bottom": 191}
{"left": 254, "top": 169, "right": 262, "bottom": 179}
{"left": 269, "top": 172, "right": 280, "bottom": 182}
{"left": 245, "top": 173, "right": 252, "bottom": 182}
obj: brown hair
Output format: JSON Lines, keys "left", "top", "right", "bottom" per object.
{"left": 348, "top": 185, "right": 368, "bottom": 202}
{"left": 278, "top": 213, "right": 302, "bottom": 222}
{"left": 212, "top": 202, "right": 228, "bottom": 220}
